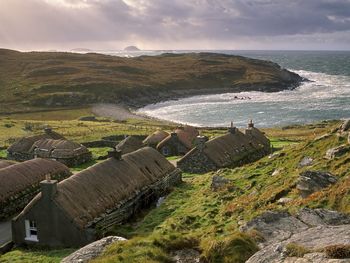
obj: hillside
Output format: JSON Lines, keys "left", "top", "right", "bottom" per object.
{"left": 0, "top": 49, "right": 302, "bottom": 115}
{"left": 1, "top": 120, "right": 349, "bottom": 262}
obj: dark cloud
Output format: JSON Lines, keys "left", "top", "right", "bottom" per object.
{"left": 0, "top": 0, "right": 349, "bottom": 49}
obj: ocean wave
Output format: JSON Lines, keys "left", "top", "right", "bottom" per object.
{"left": 138, "top": 69, "right": 350, "bottom": 127}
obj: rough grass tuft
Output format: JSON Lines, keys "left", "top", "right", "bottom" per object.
{"left": 284, "top": 242, "right": 310, "bottom": 257}
{"left": 200, "top": 233, "right": 259, "bottom": 263}
{"left": 324, "top": 244, "right": 350, "bottom": 259}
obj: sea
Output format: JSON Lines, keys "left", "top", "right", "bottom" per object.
{"left": 98, "top": 50, "right": 350, "bottom": 128}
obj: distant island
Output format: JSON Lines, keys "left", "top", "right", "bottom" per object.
{"left": 0, "top": 49, "right": 303, "bottom": 115}
{"left": 71, "top": 48, "right": 92, "bottom": 52}
{"left": 124, "top": 45, "right": 141, "bottom": 51}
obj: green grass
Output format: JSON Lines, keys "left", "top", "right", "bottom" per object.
{"left": 0, "top": 248, "right": 75, "bottom": 263}
{"left": 1, "top": 118, "right": 347, "bottom": 262}
{"left": 0, "top": 49, "right": 300, "bottom": 115}
{"left": 0, "top": 149, "right": 7, "bottom": 158}
{"left": 89, "top": 147, "right": 113, "bottom": 159}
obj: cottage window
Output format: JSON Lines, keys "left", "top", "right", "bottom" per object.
{"left": 25, "top": 220, "right": 38, "bottom": 242}
{"left": 162, "top": 147, "right": 170, "bottom": 156}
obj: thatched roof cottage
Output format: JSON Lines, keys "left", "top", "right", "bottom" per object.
{"left": 0, "top": 160, "right": 15, "bottom": 169}
{"left": 157, "top": 126, "right": 199, "bottom": 156}
{"left": 31, "top": 138, "right": 92, "bottom": 167}
{"left": 143, "top": 130, "right": 169, "bottom": 148}
{"left": 12, "top": 147, "right": 182, "bottom": 247}
{"left": 7, "top": 128, "right": 65, "bottom": 161}
{"left": 115, "top": 136, "right": 144, "bottom": 154}
{"left": 0, "top": 158, "right": 71, "bottom": 220}
{"left": 177, "top": 121, "right": 270, "bottom": 174}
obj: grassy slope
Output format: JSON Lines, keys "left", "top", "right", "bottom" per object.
{"left": 0, "top": 49, "right": 301, "bottom": 114}
{"left": 0, "top": 117, "right": 346, "bottom": 262}
{"left": 90, "top": 120, "right": 350, "bottom": 263}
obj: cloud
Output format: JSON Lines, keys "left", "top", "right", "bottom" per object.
{"left": 0, "top": 0, "right": 349, "bottom": 50}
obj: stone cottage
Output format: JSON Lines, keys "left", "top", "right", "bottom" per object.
{"left": 157, "top": 126, "right": 199, "bottom": 156}
{"left": 31, "top": 139, "right": 92, "bottom": 167}
{"left": 143, "top": 130, "right": 169, "bottom": 148}
{"left": 12, "top": 147, "right": 182, "bottom": 247}
{"left": 7, "top": 128, "right": 65, "bottom": 161}
{"left": 177, "top": 121, "right": 270, "bottom": 174}
{"left": 115, "top": 136, "right": 144, "bottom": 154}
{"left": 0, "top": 158, "right": 71, "bottom": 220}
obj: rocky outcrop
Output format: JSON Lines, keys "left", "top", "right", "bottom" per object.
{"left": 243, "top": 209, "right": 350, "bottom": 263}
{"left": 296, "top": 171, "right": 337, "bottom": 198}
{"left": 61, "top": 236, "right": 126, "bottom": 263}
{"left": 325, "top": 145, "right": 350, "bottom": 160}
{"left": 340, "top": 119, "right": 350, "bottom": 133}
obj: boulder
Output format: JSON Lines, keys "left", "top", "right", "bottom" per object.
{"left": 297, "top": 171, "right": 337, "bottom": 198}
{"left": 298, "top": 157, "right": 313, "bottom": 168}
{"left": 243, "top": 209, "right": 350, "bottom": 263}
{"left": 240, "top": 211, "right": 308, "bottom": 246}
{"left": 210, "top": 175, "right": 232, "bottom": 191}
{"left": 297, "top": 208, "right": 350, "bottom": 226}
{"left": 171, "top": 249, "right": 201, "bottom": 263}
{"left": 246, "top": 225, "right": 350, "bottom": 263}
{"left": 325, "top": 145, "right": 350, "bottom": 160}
{"left": 61, "top": 236, "right": 126, "bottom": 263}
{"left": 340, "top": 119, "right": 350, "bottom": 132}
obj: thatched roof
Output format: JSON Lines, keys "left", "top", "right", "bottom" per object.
{"left": 20, "top": 147, "right": 177, "bottom": 229}
{"left": 0, "top": 160, "right": 15, "bottom": 169}
{"left": 245, "top": 127, "right": 270, "bottom": 147}
{"left": 157, "top": 125, "right": 199, "bottom": 149}
{"left": 0, "top": 158, "right": 71, "bottom": 203}
{"left": 143, "top": 130, "right": 169, "bottom": 145}
{"left": 30, "top": 139, "right": 90, "bottom": 158}
{"left": 7, "top": 129, "right": 65, "bottom": 154}
{"left": 115, "top": 136, "right": 144, "bottom": 154}
{"left": 202, "top": 128, "right": 255, "bottom": 167}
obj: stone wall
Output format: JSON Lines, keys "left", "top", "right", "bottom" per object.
{"left": 52, "top": 152, "right": 93, "bottom": 167}
{"left": 178, "top": 147, "right": 268, "bottom": 174}
{"left": 177, "top": 148, "right": 218, "bottom": 174}
{"left": 7, "top": 152, "right": 33, "bottom": 162}
{"left": 0, "top": 171, "right": 70, "bottom": 220}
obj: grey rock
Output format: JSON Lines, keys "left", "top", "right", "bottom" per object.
{"left": 171, "top": 249, "right": 201, "bottom": 263}
{"left": 297, "top": 208, "right": 350, "bottom": 226}
{"left": 326, "top": 145, "right": 350, "bottom": 160}
{"left": 340, "top": 119, "right": 350, "bottom": 132}
{"left": 297, "top": 171, "right": 337, "bottom": 198}
{"left": 298, "top": 157, "right": 313, "bottom": 168}
{"left": 61, "top": 236, "right": 126, "bottom": 263}
{"left": 277, "top": 198, "right": 293, "bottom": 205}
{"left": 211, "top": 175, "right": 232, "bottom": 191}
{"left": 240, "top": 211, "right": 308, "bottom": 246}
{"left": 246, "top": 225, "right": 350, "bottom": 263}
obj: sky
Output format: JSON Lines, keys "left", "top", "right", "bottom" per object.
{"left": 0, "top": 0, "right": 350, "bottom": 51}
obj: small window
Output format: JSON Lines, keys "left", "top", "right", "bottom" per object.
{"left": 25, "top": 220, "right": 38, "bottom": 242}
{"left": 162, "top": 147, "right": 170, "bottom": 156}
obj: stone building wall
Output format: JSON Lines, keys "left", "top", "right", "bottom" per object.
{"left": 177, "top": 148, "right": 218, "bottom": 174}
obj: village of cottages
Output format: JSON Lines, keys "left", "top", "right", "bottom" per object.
{"left": 0, "top": 120, "right": 270, "bottom": 249}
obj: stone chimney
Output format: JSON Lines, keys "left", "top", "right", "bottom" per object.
{"left": 108, "top": 149, "right": 122, "bottom": 160}
{"left": 40, "top": 175, "right": 57, "bottom": 200}
{"left": 195, "top": 135, "right": 208, "bottom": 151}
{"left": 248, "top": 119, "right": 254, "bottom": 128}
{"left": 228, "top": 121, "right": 237, "bottom": 134}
